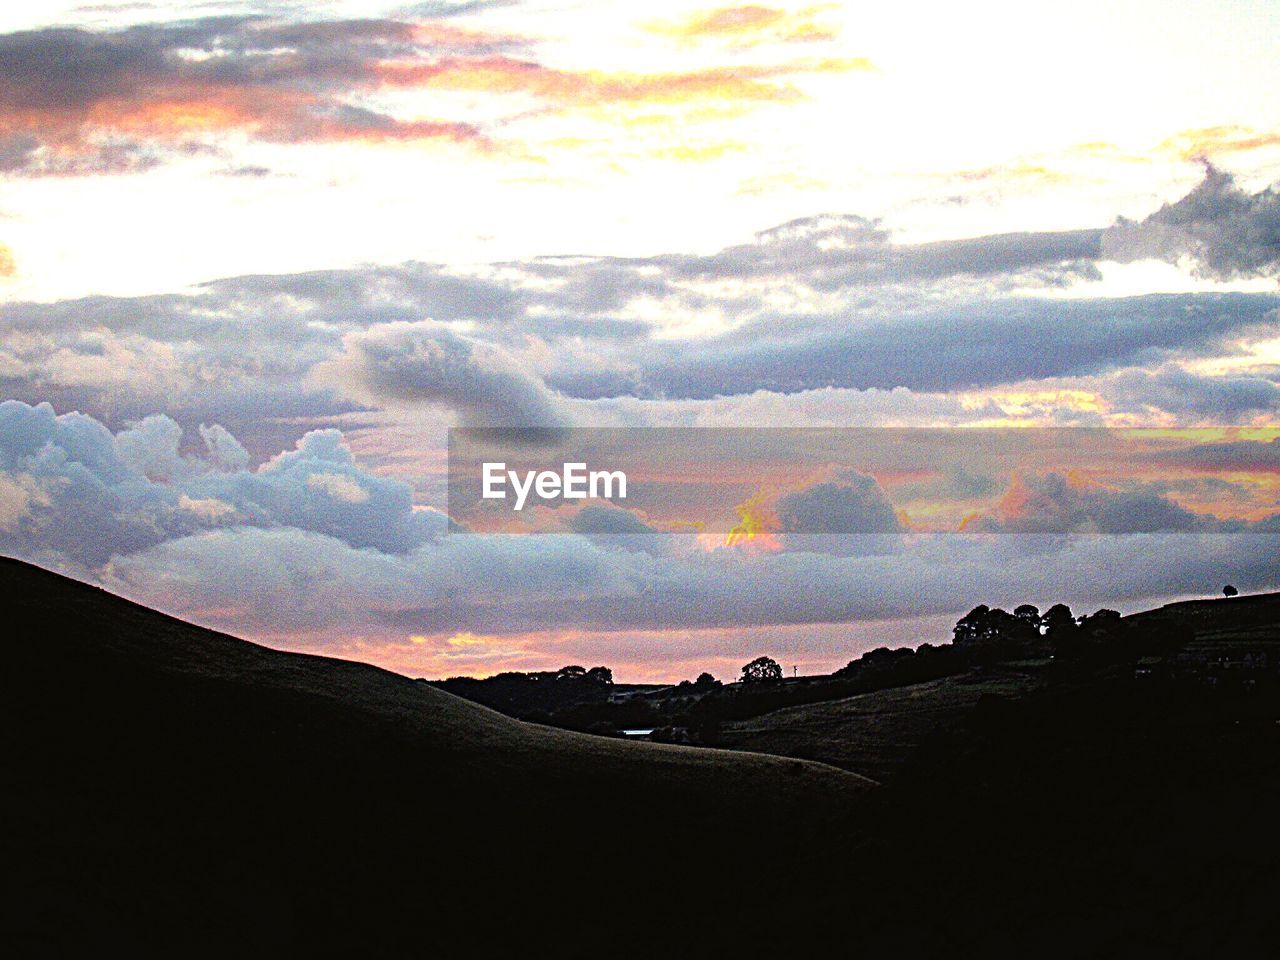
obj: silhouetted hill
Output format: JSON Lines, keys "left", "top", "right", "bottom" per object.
{"left": 0, "top": 557, "right": 866, "bottom": 954}
{"left": 718, "top": 666, "right": 1043, "bottom": 780}
{"left": 1125, "top": 590, "right": 1280, "bottom": 639}
{"left": 715, "top": 592, "right": 1280, "bottom": 777}
{"left": 7, "top": 558, "right": 1280, "bottom": 957}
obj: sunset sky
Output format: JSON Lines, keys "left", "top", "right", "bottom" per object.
{"left": 1, "top": 1, "right": 1278, "bottom": 680}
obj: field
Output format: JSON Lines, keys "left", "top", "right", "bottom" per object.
{"left": 717, "top": 667, "right": 1044, "bottom": 781}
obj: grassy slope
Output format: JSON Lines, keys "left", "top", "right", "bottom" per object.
{"left": 718, "top": 668, "right": 1043, "bottom": 781}
{"left": 0, "top": 557, "right": 867, "bottom": 953}
{"left": 1127, "top": 591, "right": 1280, "bottom": 648}
{"left": 717, "top": 592, "right": 1280, "bottom": 779}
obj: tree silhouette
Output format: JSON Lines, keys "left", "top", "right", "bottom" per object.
{"left": 1014, "top": 604, "right": 1041, "bottom": 626}
{"left": 1223, "top": 584, "right": 1238, "bottom": 598}
{"left": 1041, "top": 603, "right": 1075, "bottom": 635}
{"left": 740, "top": 656, "right": 783, "bottom": 683}
{"left": 953, "top": 606, "right": 1036, "bottom": 656}
{"left": 953, "top": 605, "right": 991, "bottom": 646}
{"left": 1041, "top": 603, "right": 1080, "bottom": 659}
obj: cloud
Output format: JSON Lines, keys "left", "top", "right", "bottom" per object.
{"left": 306, "top": 471, "right": 371, "bottom": 504}
{"left": 1102, "top": 365, "right": 1280, "bottom": 419}
{"left": 312, "top": 320, "right": 568, "bottom": 427}
{"left": 580, "top": 215, "right": 1102, "bottom": 289}
{"left": 1159, "top": 125, "right": 1280, "bottom": 162}
{"left": 198, "top": 423, "right": 250, "bottom": 472}
{"left": 0, "top": 471, "right": 48, "bottom": 532}
{"left": 0, "top": 15, "right": 510, "bottom": 174}
{"left": 100, "top": 519, "right": 1280, "bottom": 643}
{"left": 0, "top": 13, "right": 870, "bottom": 175}
{"left": 115, "top": 413, "right": 188, "bottom": 481}
{"left": 1147, "top": 435, "right": 1280, "bottom": 471}
{"left": 177, "top": 493, "right": 237, "bottom": 522}
{"left": 0, "top": 242, "right": 13, "bottom": 276}
{"left": 961, "top": 471, "right": 1254, "bottom": 535}
{"left": 376, "top": 54, "right": 871, "bottom": 107}
{"left": 1103, "top": 165, "right": 1280, "bottom": 281}
{"left": 0, "top": 401, "right": 438, "bottom": 565}
{"left": 549, "top": 293, "right": 1280, "bottom": 398}
{"left": 0, "top": 399, "right": 1274, "bottom": 674}
{"left": 776, "top": 470, "right": 902, "bottom": 534}
{"left": 398, "top": 1, "right": 521, "bottom": 16}
{"left": 0, "top": 173, "right": 1276, "bottom": 440}
{"left": 644, "top": 5, "right": 840, "bottom": 48}
{"left": 567, "top": 504, "right": 663, "bottom": 536}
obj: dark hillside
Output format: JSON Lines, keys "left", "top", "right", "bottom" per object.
{"left": 7, "top": 557, "right": 1280, "bottom": 957}
{"left": 0, "top": 557, "right": 866, "bottom": 954}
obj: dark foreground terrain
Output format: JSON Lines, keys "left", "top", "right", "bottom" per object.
{"left": 5, "top": 556, "right": 1280, "bottom": 957}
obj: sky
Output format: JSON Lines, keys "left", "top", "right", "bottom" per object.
{"left": 0, "top": 0, "right": 1278, "bottom": 681}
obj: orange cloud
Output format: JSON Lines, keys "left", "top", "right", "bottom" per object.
{"left": 650, "top": 141, "right": 747, "bottom": 161}
{"left": 952, "top": 159, "right": 1070, "bottom": 187}
{"left": 646, "top": 5, "right": 839, "bottom": 47}
{"left": 0, "top": 16, "right": 869, "bottom": 174}
{"left": 377, "top": 55, "right": 870, "bottom": 107}
{"left": 1161, "top": 125, "right": 1280, "bottom": 161}
{"left": 0, "top": 243, "right": 12, "bottom": 277}
{"left": 0, "top": 17, "right": 507, "bottom": 174}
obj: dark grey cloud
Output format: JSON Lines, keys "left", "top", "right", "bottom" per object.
{"left": 100, "top": 520, "right": 1280, "bottom": 638}
{"left": 0, "top": 14, "right": 508, "bottom": 174}
{"left": 202, "top": 263, "right": 527, "bottom": 327}
{"left": 549, "top": 293, "right": 1280, "bottom": 398}
{"left": 1, "top": 173, "right": 1276, "bottom": 435}
{"left": 518, "top": 218, "right": 1102, "bottom": 313}
{"left": 649, "top": 217, "right": 1102, "bottom": 288}
{"left": 963, "top": 471, "right": 1260, "bottom": 535}
{"left": 776, "top": 470, "right": 903, "bottom": 534}
{"left": 1147, "top": 436, "right": 1280, "bottom": 471}
{"left": 563, "top": 504, "right": 672, "bottom": 556}
{"left": 2, "top": 275, "right": 1275, "bottom": 439}
{"left": 1104, "top": 165, "right": 1280, "bottom": 280}
{"left": 1103, "top": 365, "right": 1280, "bottom": 418}
{"left": 567, "top": 504, "right": 661, "bottom": 537}
{"left": 312, "top": 320, "right": 569, "bottom": 427}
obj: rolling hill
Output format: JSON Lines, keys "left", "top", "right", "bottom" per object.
{"left": 715, "top": 592, "right": 1280, "bottom": 778}
{"left": 717, "top": 667, "right": 1043, "bottom": 780}
{"left": 0, "top": 557, "right": 867, "bottom": 954}
{"left": 7, "top": 557, "right": 1280, "bottom": 957}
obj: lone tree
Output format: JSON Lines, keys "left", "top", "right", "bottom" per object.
{"left": 740, "top": 656, "right": 783, "bottom": 684}
{"left": 1224, "top": 584, "right": 1239, "bottom": 598}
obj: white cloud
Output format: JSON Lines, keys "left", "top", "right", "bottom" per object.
{"left": 306, "top": 472, "right": 370, "bottom": 504}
